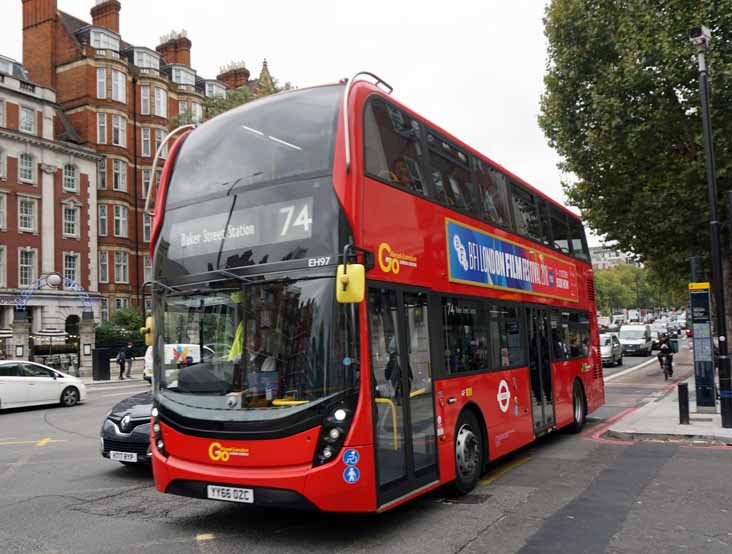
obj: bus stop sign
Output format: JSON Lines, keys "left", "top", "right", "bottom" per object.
{"left": 689, "top": 282, "right": 716, "bottom": 409}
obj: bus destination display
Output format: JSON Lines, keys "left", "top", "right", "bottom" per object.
{"left": 168, "top": 197, "right": 313, "bottom": 259}
{"left": 446, "top": 218, "right": 579, "bottom": 302}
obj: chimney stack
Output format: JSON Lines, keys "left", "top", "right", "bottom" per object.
{"left": 156, "top": 30, "right": 191, "bottom": 66}
{"left": 217, "top": 61, "right": 250, "bottom": 90}
{"left": 90, "top": 0, "right": 121, "bottom": 34}
{"left": 22, "top": 0, "right": 58, "bottom": 88}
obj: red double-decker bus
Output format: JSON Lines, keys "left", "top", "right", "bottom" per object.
{"left": 144, "top": 72, "right": 603, "bottom": 512}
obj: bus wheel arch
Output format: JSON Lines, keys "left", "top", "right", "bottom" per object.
{"left": 452, "top": 403, "right": 487, "bottom": 495}
{"left": 569, "top": 378, "right": 587, "bottom": 433}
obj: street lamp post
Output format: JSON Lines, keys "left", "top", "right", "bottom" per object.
{"left": 690, "top": 25, "right": 732, "bottom": 427}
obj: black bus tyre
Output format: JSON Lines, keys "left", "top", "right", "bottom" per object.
{"left": 453, "top": 410, "right": 483, "bottom": 495}
{"left": 617, "top": 355, "right": 623, "bottom": 367}
{"left": 60, "top": 387, "right": 79, "bottom": 407}
{"left": 569, "top": 381, "right": 586, "bottom": 433}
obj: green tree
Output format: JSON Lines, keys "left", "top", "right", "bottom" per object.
{"left": 594, "top": 264, "right": 687, "bottom": 314}
{"left": 539, "top": 1, "right": 732, "bottom": 289}
{"left": 95, "top": 308, "right": 145, "bottom": 351}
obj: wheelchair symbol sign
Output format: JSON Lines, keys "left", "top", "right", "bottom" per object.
{"left": 342, "top": 449, "right": 360, "bottom": 466}
{"left": 343, "top": 466, "right": 360, "bottom": 484}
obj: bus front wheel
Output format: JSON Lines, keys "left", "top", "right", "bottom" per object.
{"left": 569, "top": 381, "right": 586, "bottom": 433}
{"left": 453, "top": 410, "right": 483, "bottom": 494}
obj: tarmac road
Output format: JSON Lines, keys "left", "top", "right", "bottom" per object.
{"left": 0, "top": 348, "right": 729, "bottom": 554}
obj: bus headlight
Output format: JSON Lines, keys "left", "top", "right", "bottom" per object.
{"left": 312, "top": 400, "right": 354, "bottom": 467}
{"left": 151, "top": 403, "right": 167, "bottom": 458}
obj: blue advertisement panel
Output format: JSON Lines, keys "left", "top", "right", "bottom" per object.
{"left": 445, "top": 218, "right": 579, "bottom": 302}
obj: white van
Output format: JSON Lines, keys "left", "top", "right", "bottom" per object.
{"left": 618, "top": 324, "right": 653, "bottom": 356}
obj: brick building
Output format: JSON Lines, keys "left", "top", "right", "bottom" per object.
{"left": 0, "top": 54, "right": 99, "bottom": 360}
{"left": 20, "top": 0, "right": 274, "bottom": 321}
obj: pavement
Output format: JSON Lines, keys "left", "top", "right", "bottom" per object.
{"left": 606, "top": 341, "right": 732, "bottom": 445}
{"left": 81, "top": 358, "right": 146, "bottom": 385}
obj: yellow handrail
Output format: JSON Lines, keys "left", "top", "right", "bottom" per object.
{"left": 375, "top": 397, "right": 398, "bottom": 450}
{"left": 271, "top": 399, "right": 308, "bottom": 406}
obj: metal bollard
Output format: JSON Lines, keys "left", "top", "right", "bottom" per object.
{"left": 679, "top": 382, "right": 690, "bottom": 425}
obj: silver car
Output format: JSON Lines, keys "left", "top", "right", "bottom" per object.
{"left": 600, "top": 333, "right": 623, "bottom": 366}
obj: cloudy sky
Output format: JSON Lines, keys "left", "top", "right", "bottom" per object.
{"left": 0, "top": 0, "right": 597, "bottom": 243}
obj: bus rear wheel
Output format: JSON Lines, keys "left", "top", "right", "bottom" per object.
{"left": 569, "top": 381, "right": 586, "bottom": 433}
{"left": 453, "top": 410, "right": 483, "bottom": 494}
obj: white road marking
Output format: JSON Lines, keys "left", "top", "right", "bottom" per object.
{"left": 604, "top": 357, "right": 658, "bottom": 382}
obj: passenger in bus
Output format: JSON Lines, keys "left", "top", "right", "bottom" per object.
{"left": 390, "top": 158, "right": 415, "bottom": 191}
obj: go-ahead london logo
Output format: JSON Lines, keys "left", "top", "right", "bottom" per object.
{"left": 453, "top": 234, "right": 469, "bottom": 271}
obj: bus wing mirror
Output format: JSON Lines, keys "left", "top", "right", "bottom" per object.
{"left": 336, "top": 264, "right": 365, "bottom": 304}
{"left": 140, "top": 316, "right": 154, "bottom": 347}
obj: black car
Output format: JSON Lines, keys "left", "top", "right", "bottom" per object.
{"left": 100, "top": 391, "right": 153, "bottom": 465}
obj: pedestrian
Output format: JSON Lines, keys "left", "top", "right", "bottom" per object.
{"left": 116, "top": 348, "right": 126, "bottom": 380}
{"left": 124, "top": 342, "right": 134, "bottom": 379}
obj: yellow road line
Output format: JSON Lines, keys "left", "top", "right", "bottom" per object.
{"left": 480, "top": 455, "right": 530, "bottom": 485}
{"left": 0, "top": 439, "right": 65, "bottom": 447}
{"left": 196, "top": 533, "right": 216, "bottom": 541}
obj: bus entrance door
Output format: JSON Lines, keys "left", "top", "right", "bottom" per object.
{"left": 527, "top": 307, "right": 556, "bottom": 434}
{"left": 368, "top": 287, "right": 439, "bottom": 508}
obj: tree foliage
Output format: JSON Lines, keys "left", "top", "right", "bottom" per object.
{"left": 540, "top": 1, "right": 732, "bottom": 283}
{"left": 95, "top": 308, "right": 145, "bottom": 351}
{"left": 594, "top": 264, "right": 687, "bottom": 314}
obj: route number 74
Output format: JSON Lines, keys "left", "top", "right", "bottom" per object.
{"left": 279, "top": 204, "right": 313, "bottom": 236}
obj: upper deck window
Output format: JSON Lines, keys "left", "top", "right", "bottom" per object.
{"left": 475, "top": 160, "right": 511, "bottom": 228}
{"left": 166, "top": 85, "right": 343, "bottom": 206}
{"left": 364, "top": 98, "right": 428, "bottom": 198}
{"left": 426, "top": 133, "right": 474, "bottom": 210}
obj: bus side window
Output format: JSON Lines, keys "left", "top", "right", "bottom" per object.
{"left": 511, "top": 183, "right": 543, "bottom": 243}
{"left": 568, "top": 218, "right": 591, "bottom": 262}
{"left": 550, "top": 207, "right": 571, "bottom": 254}
{"left": 426, "top": 134, "right": 473, "bottom": 211}
{"left": 475, "top": 161, "right": 510, "bottom": 228}
{"left": 363, "top": 99, "right": 428, "bottom": 197}
{"left": 442, "top": 297, "right": 490, "bottom": 374}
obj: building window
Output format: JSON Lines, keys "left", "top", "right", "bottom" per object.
{"left": 100, "top": 298, "right": 109, "bottom": 322}
{"left": 0, "top": 99, "right": 5, "bottom": 127}
{"left": 142, "top": 169, "right": 151, "bottom": 199}
{"left": 63, "top": 165, "right": 78, "bottom": 192}
{"left": 111, "top": 70, "right": 126, "bottom": 103}
{"left": 112, "top": 159, "right": 126, "bottom": 191}
{"left": 18, "top": 248, "right": 36, "bottom": 287}
{"left": 115, "top": 297, "right": 129, "bottom": 310}
{"left": 140, "top": 85, "right": 150, "bottom": 114}
{"left": 143, "top": 254, "right": 152, "bottom": 282}
{"left": 133, "top": 50, "right": 160, "bottom": 70}
{"left": 178, "top": 100, "right": 187, "bottom": 116}
{"left": 0, "top": 193, "right": 5, "bottom": 230}
{"left": 143, "top": 213, "right": 152, "bottom": 242}
{"left": 0, "top": 148, "right": 5, "bottom": 179}
{"left": 191, "top": 102, "right": 203, "bottom": 123}
{"left": 96, "top": 67, "right": 106, "bottom": 98}
{"left": 114, "top": 252, "right": 129, "bottom": 283}
{"left": 154, "top": 87, "right": 167, "bottom": 118}
{"left": 19, "top": 106, "right": 35, "bottom": 134}
{"left": 113, "top": 205, "right": 128, "bottom": 237}
{"left": 205, "top": 82, "right": 225, "bottom": 98}
{"left": 141, "top": 127, "right": 151, "bottom": 157}
{"left": 91, "top": 30, "right": 120, "bottom": 51}
{"left": 18, "top": 153, "right": 34, "bottom": 183}
{"left": 98, "top": 158, "right": 106, "bottom": 189}
{"left": 172, "top": 67, "right": 195, "bottom": 85}
{"left": 99, "top": 251, "right": 108, "bottom": 283}
{"left": 0, "top": 245, "right": 5, "bottom": 288}
{"left": 98, "top": 204, "right": 108, "bottom": 236}
{"left": 63, "top": 252, "right": 79, "bottom": 284}
{"left": 18, "top": 197, "right": 37, "bottom": 232}
{"left": 155, "top": 129, "right": 168, "bottom": 158}
{"left": 97, "top": 112, "right": 107, "bottom": 144}
{"left": 112, "top": 114, "right": 126, "bottom": 147}
{"left": 63, "top": 205, "right": 79, "bottom": 237}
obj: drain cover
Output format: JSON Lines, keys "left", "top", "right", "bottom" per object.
{"left": 440, "top": 494, "right": 492, "bottom": 505}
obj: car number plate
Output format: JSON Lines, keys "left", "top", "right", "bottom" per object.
{"left": 207, "top": 485, "right": 253, "bottom": 504}
{"left": 110, "top": 451, "right": 138, "bottom": 462}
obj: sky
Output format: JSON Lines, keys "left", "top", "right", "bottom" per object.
{"left": 0, "top": 0, "right": 598, "bottom": 244}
